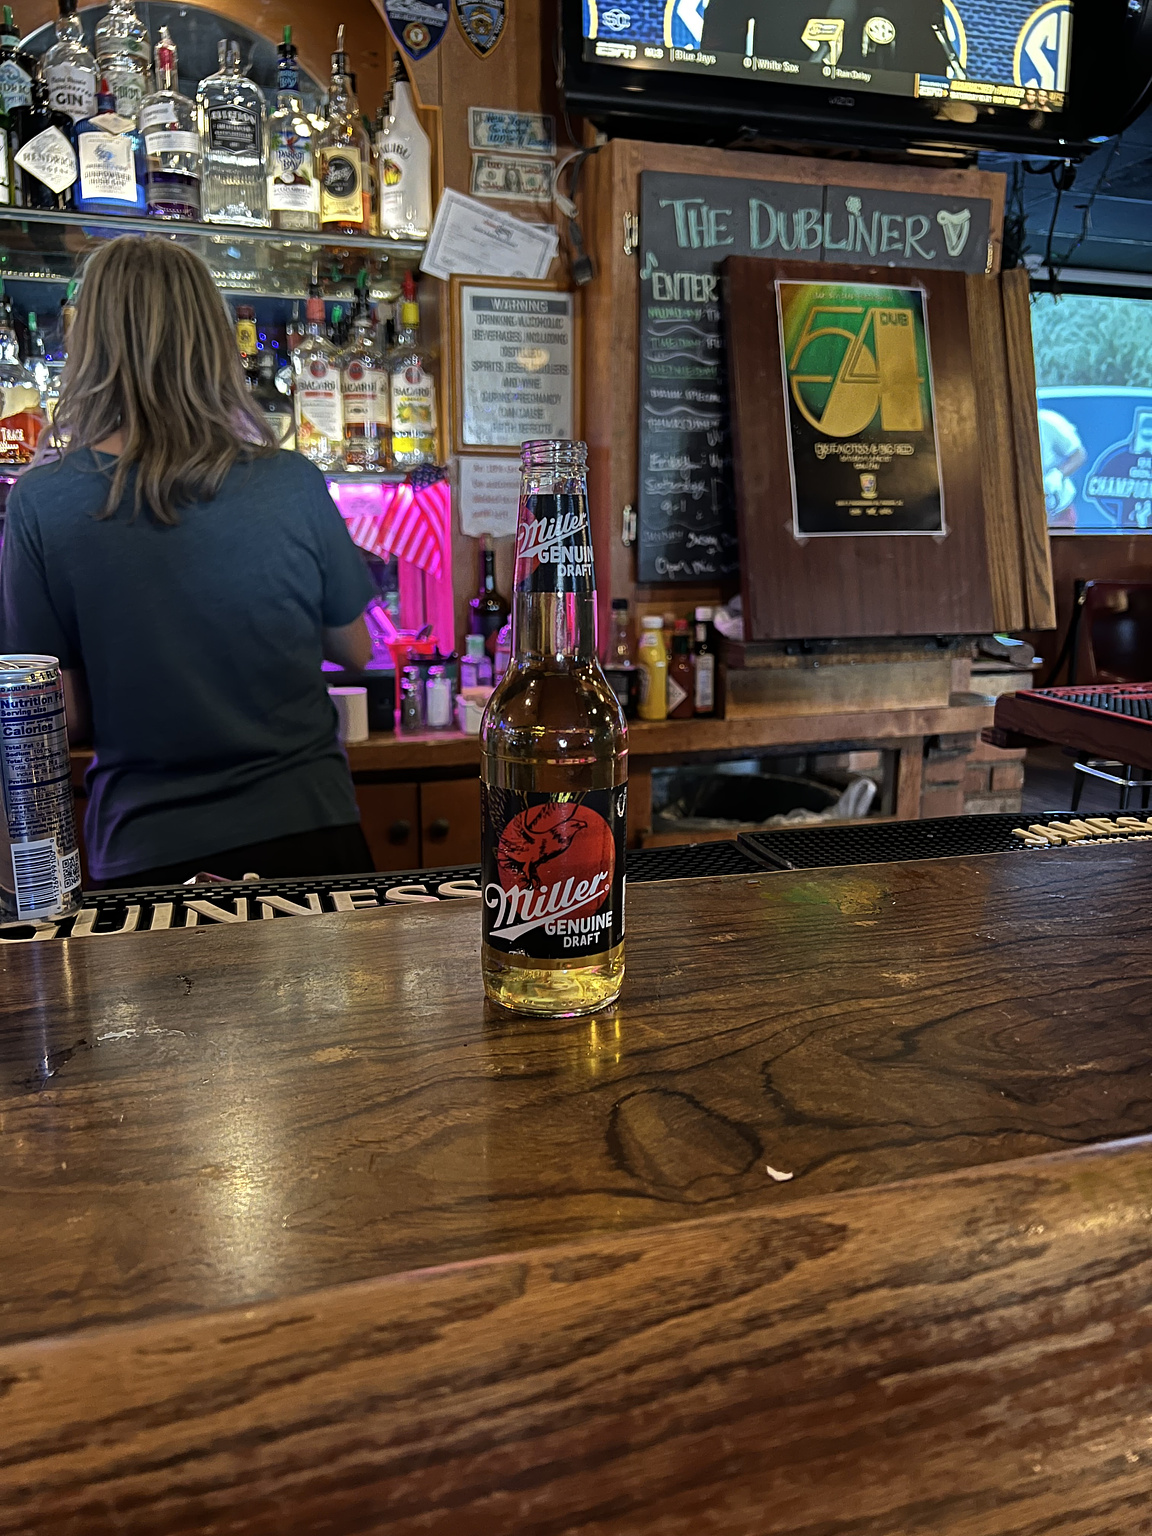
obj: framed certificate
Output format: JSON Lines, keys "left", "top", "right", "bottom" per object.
{"left": 451, "top": 277, "right": 578, "bottom": 454}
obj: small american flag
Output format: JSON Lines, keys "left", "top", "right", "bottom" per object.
{"left": 334, "top": 470, "right": 450, "bottom": 579}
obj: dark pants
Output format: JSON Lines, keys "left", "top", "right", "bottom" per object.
{"left": 92, "top": 822, "right": 375, "bottom": 890}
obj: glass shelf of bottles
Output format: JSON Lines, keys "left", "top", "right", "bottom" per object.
{"left": 0, "top": 205, "right": 424, "bottom": 297}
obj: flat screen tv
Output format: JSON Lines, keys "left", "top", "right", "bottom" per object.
{"left": 561, "top": 1, "right": 1152, "bottom": 157}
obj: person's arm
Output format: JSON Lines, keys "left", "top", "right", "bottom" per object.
{"left": 1060, "top": 445, "right": 1087, "bottom": 477}
{"left": 61, "top": 668, "right": 92, "bottom": 746}
{"left": 323, "top": 615, "right": 373, "bottom": 671}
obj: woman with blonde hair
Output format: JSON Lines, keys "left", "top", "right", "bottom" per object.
{"left": 0, "top": 235, "right": 376, "bottom": 887}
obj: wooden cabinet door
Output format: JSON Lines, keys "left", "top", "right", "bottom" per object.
{"left": 355, "top": 781, "right": 421, "bottom": 871}
{"left": 420, "top": 778, "right": 481, "bottom": 867}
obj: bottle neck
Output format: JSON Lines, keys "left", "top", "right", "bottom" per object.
{"left": 510, "top": 467, "right": 597, "bottom": 664}
{"left": 481, "top": 548, "right": 496, "bottom": 592}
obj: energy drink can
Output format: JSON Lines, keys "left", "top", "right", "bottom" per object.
{"left": 0, "top": 655, "right": 81, "bottom": 921}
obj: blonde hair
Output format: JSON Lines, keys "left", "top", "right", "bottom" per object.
{"left": 48, "top": 236, "right": 277, "bottom": 524}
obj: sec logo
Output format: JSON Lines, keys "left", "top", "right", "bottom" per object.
{"left": 1014, "top": 1, "right": 1072, "bottom": 94}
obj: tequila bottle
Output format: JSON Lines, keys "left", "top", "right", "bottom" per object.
{"left": 197, "top": 40, "right": 267, "bottom": 226}
{"left": 389, "top": 272, "right": 436, "bottom": 467}
{"left": 139, "top": 26, "right": 199, "bottom": 219}
{"left": 375, "top": 54, "right": 432, "bottom": 240}
{"left": 293, "top": 288, "right": 343, "bottom": 469}
{"left": 94, "top": 0, "right": 151, "bottom": 123}
{"left": 267, "top": 24, "right": 316, "bottom": 231}
{"left": 316, "top": 25, "right": 370, "bottom": 236}
{"left": 41, "top": 0, "right": 97, "bottom": 125}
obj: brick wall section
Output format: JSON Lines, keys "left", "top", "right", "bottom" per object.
{"left": 920, "top": 732, "right": 1027, "bottom": 819}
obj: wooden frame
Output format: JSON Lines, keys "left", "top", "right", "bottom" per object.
{"left": 580, "top": 138, "right": 1009, "bottom": 635}
{"left": 447, "top": 274, "right": 580, "bottom": 456}
{"left": 726, "top": 257, "right": 994, "bottom": 640}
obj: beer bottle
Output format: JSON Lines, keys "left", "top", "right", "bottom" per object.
{"left": 480, "top": 439, "right": 627, "bottom": 1016}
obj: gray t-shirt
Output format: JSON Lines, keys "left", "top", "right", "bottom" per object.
{"left": 0, "top": 449, "right": 376, "bottom": 881}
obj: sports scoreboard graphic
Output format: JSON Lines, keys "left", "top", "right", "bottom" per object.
{"left": 583, "top": 1, "right": 1071, "bottom": 112}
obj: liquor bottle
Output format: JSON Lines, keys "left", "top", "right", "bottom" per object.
{"left": 480, "top": 438, "right": 627, "bottom": 1017}
{"left": 25, "top": 307, "right": 48, "bottom": 398}
{"left": 375, "top": 54, "right": 432, "bottom": 240}
{"left": 693, "top": 605, "right": 716, "bottom": 717}
{"left": 267, "top": 24, "right": 317, "bottom": 232}
{"left": 667, "top": 618, "right": 695, "bottom": 719}
{"left": 41, "top": 0, "right": 97, "bottom": 125}
{"left": 73, "top": 76, "right": 145, "bottom": 213}
{"left": 139, "top": 26, "right": 200, "bottom": 220}
{"left": 468, "top": 536, "right": 509, "bottom": 657}
{"left": 603, "top": 596, "right": 638, "bottom": 720}
{"left": 293, "top": 287, "right": 343, "bottom": 469}
{"left": 0, "top": 299, "right": 44, "bottom": 463}
{"left": 234, "top": 303, "right": 257, "bottom": 370}
{"left": 198, "top": 40, "right": 268, "bottom": 226}
{"left": 0, "top": 7, "right": 34, "bottom": 116}
{"left": 316, "top": 25, "right": 370, "bottom": 236}
{"left": 13, "top": 77, "right": 75, "bottom": 209}
{"left": 389, "top": 272, "right": 436, "bottom": 467}
{"left": 341, "top": 295, "right": 389, "bottom": 470}
{"left": 251, "top": 347, "right": 294, "bottom": 450}
{"left": 94, "top": 0, "right": 151, "bottom": 123}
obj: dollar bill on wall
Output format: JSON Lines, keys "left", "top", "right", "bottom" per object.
{"left": 471, "top": 153, "right": 555, "bottom": 203}
{"left": 468, "top": 107, "right": 556, "bottom": 157}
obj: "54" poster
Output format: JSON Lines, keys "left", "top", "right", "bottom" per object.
{"left": 776, "top": 280, "right": 946, "bottom": 538}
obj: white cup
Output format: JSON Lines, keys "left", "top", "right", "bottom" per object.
{"left": 328, "top": 686, "right": 369, "bottom": 744}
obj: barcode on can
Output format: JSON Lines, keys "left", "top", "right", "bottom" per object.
{"left": 59, "top": 847, "right": 81, "bottom": 893}
{"left": 11, "top": 838, "right": 60, "bottom": 919}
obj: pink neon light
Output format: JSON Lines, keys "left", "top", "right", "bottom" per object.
{"left": 328, "top": 477, "right": 455, "bottom": 654}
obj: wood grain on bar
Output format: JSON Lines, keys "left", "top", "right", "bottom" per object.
{"left": 5, "top": 847, "right": 1152, "bottom": 1532}
{"left": 3, "top": 1137, "right": 1152, "bottom": 1536}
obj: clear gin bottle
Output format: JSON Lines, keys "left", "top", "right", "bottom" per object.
{"left": 197, "top": 39, "right": 267, "bottom": 226}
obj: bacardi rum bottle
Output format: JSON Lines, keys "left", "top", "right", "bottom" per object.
{"left": 293, "top": 287, "right": 343, "bottom": 469}
{"left": 480, "top": 439, "right": 627, "bottom": 1016}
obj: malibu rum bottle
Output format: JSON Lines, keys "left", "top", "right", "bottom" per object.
{"left": 480, "top": 439, "right": 627, "bottom": 1016}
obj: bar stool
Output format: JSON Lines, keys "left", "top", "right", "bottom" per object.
{"left": 1061, "top": 580, "right": 1152, "bottom": 810}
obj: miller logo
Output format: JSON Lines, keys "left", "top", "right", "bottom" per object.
{"left": 454, "top": 0, "right": 506, "bottom": 58}
{"left": 481, "top": 787, "right": 626, "bottom": 960}
{"left": 787, "top": 293, "right": 925, "bottom": 438}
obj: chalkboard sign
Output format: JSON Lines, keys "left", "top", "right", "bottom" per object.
{"left": 637, "top": 171, "right": 993, "bottom": 583}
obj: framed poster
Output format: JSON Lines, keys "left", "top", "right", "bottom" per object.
{"left": 776, "top": 280, "right": 946, "bottom": 538}
{"left": 451, "top": 277, "right": 577, "bottom": 454}
{"left": 725, "top": 256, "right": 995, "bottom": 641}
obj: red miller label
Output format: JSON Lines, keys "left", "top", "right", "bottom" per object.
{"left": 481, "top": 787, "right": 626, "bottom": 960}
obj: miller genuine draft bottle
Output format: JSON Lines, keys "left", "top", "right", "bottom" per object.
{"left": 481, "top": 440, "right": 627, "bottom": 1016}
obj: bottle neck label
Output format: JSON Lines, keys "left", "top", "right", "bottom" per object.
{"left": 514, "top": 491, "right": 594, "bottom": 596}
{"left": 481, "top": 786, "right": 627, "bottom": 961}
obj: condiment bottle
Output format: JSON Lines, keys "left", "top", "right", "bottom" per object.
{"left": 636, "top": 615, "right": 667, "bottom": 722}
{"left": 693, "top": 605, "right": 716, "bottom": 717}
{"left": 667, "top": 618, "right": 694, "bottom": 719}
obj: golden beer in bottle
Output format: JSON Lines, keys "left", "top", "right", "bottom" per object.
{"left": 480, "top": 440, "right": 628, "bottom": 1016}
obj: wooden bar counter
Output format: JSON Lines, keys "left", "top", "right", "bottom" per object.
{"left": 3, "top": 844, "right": 1152, "bottom": 1533}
